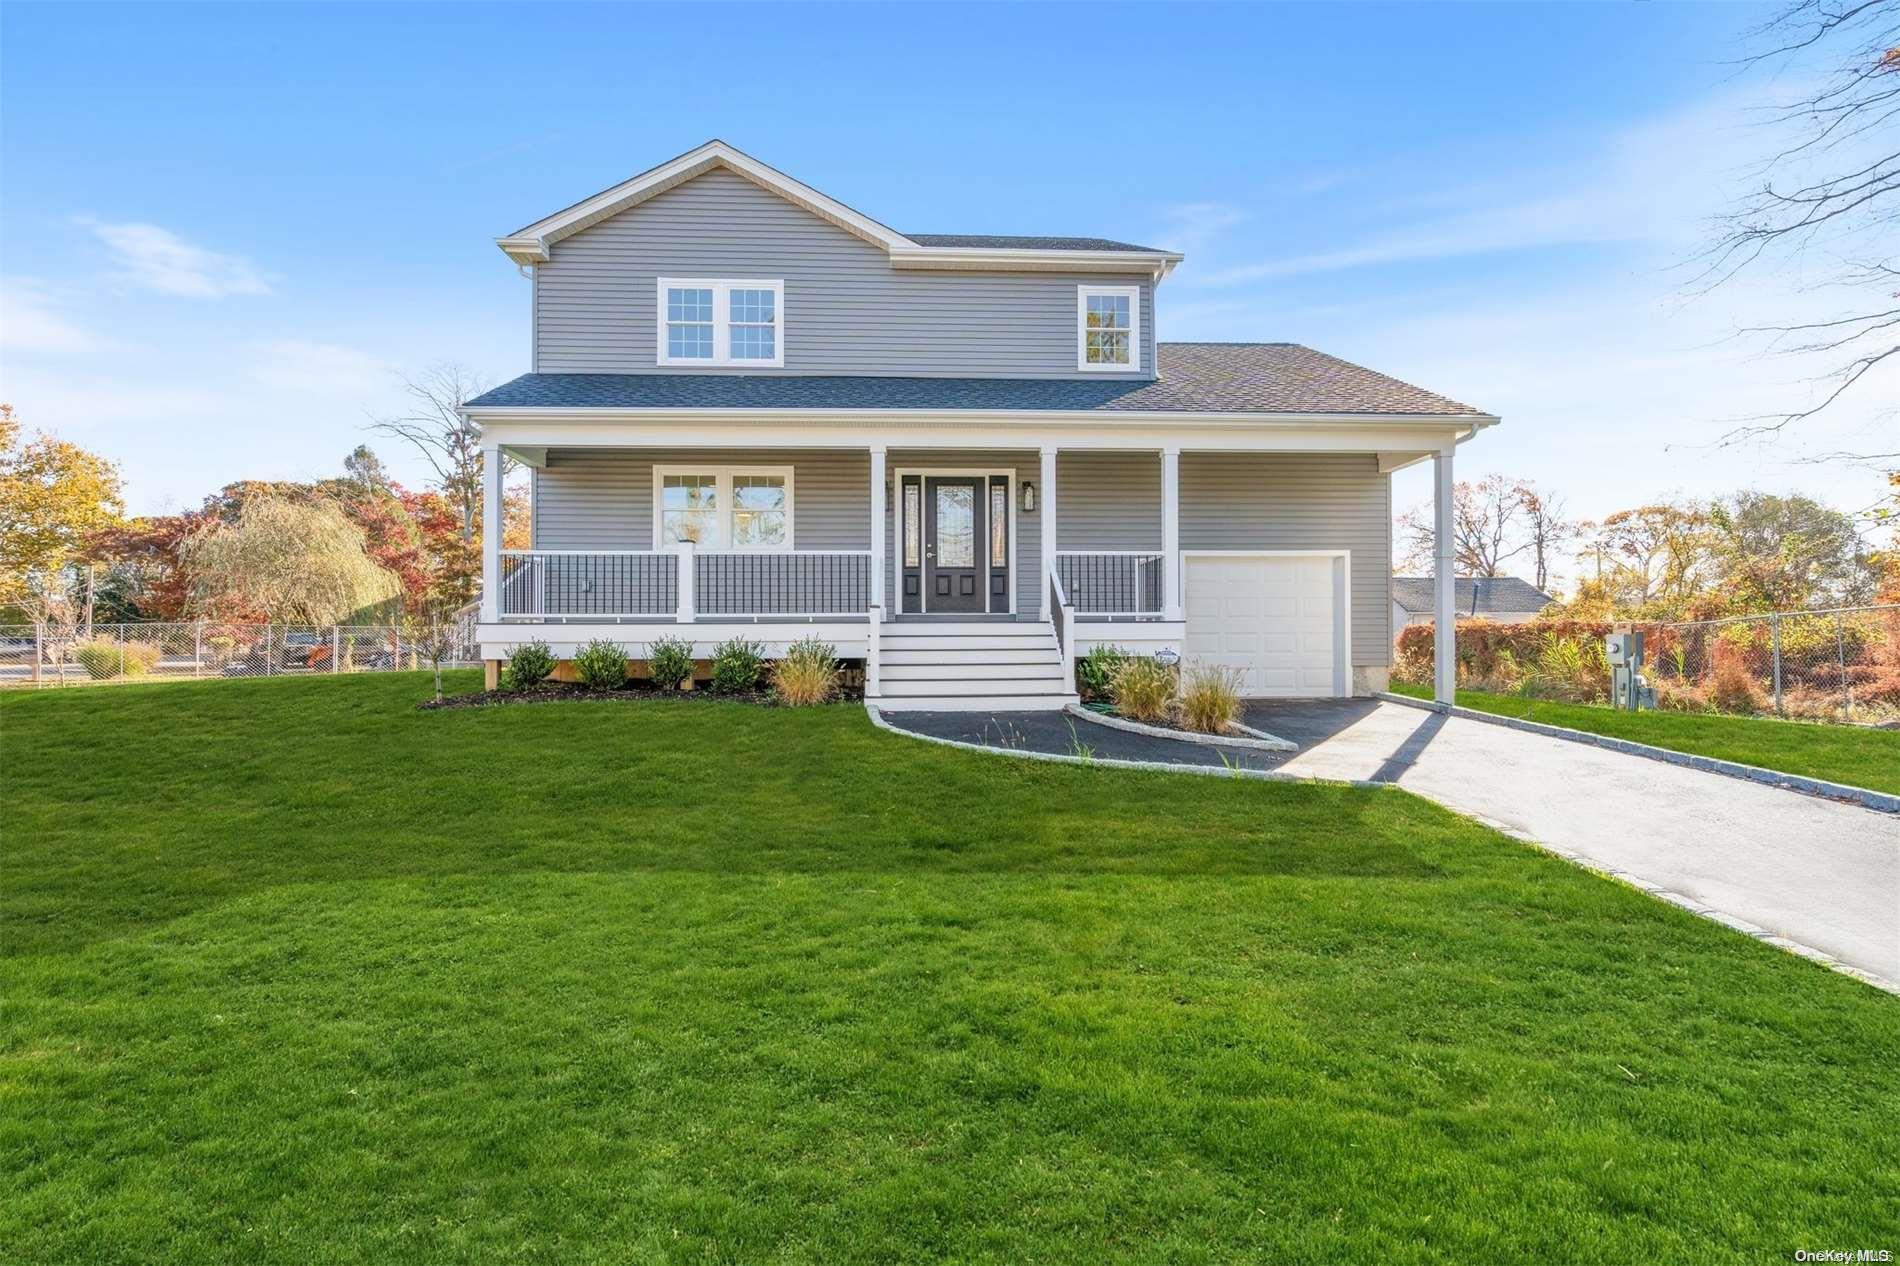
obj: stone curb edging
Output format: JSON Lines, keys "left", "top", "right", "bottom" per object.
{"left": 1064, "top": 705, "right": 1298, "bottom": 752}
{"left": 864, "top": 703, "right": 1899, "bottom": 997}
{"left": 1378, "top": 692, "right": 1900, "bottom": 816}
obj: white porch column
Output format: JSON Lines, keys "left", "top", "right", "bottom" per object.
{"left": 868, "top": 446, "right": 887, "bottom": 613}
{"left": 480, "top": 442, "right": 503, "bottom": 623}
{"left": 1160, "top": 446, "right": 1181, "bottom": 620}
{"left": 1433, "top": 447, "right": 1456, "bottom": 705}
{"left": 1039, "top": 445, "right": 1058, "bottom": 620}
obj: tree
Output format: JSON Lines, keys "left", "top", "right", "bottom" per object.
{"left": 0, "top": 404, "right": 124, "bottom": 625}
{"left": 342, "top": 444, "right": 391, "bottom": 496}
{"left": 367, "top": 364, "right": 508, "bottom": 541}
{"left": 1708, "top": 490, "right": 1878, "bottom": 609}
{"left": 1515, "top": 481, "right": 1576, "bottom": 593}
{"left": 1583, "top": 503, "right": 1718, "bottom": 613}
{"left": 1705, "top": 0, "right": 1900, "bottom": 460}
{"left": 1396, "top": 474, "right": 1532, "bottom": 577}
{"left": 180, "top": 493, "right": 401, "bottom": 625}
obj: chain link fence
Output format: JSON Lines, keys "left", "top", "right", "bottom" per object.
{"left": 1394, "top": 603, "right": 1899, "bottom": 725}
{"left": 0, "top": 619, "right": 480, "bottom": 689}
{"left": 1632, "top": 605, "right": 1900, "bottom": 725}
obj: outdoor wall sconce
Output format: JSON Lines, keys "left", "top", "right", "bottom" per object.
{"left": 1021, "top": 482, "right": 1037, "bottom": 513}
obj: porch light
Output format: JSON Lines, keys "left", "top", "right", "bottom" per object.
{"left": 1021, "top": 482, "right": 1037, "bottom": 513}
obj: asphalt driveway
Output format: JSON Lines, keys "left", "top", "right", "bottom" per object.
{"left": 1248, "top": 699, "right": 1900, "bottom": 989}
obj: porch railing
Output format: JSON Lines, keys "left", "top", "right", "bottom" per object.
{"left": 1055, "top": 552, "right": 1165, "bottom": 616}
{"left": 497, "top": 549, "right": 871, "bottom": 621}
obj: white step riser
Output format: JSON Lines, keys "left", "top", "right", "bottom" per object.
{"left": 880, "top": 663, "right": 1066, "bottom": 683}
{"left": 879, "top": 648, "right": 1062, "bottom": 666}
{"left": 883, "top": 637, "right": 1057, "bottom": 653}
{"left": 871, "top": 695, "right": 1076, "bottom": 713}
{"left": 879, "top": 677, "right": 1069, "bottom": 699}
{"left": 881, "top": 622, "right": 1053, "bottom": 638}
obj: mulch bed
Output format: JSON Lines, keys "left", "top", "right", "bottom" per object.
{"left": 420, "top": 681, "right": 861, "bottom": 711}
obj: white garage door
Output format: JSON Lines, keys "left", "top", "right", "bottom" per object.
{"left": 1184, "top": 554, "right": 1344, "bottom": 697}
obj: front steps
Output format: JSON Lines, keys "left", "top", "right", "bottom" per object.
{"left": 869, "top": 620, "right": 1078, "bottom": 712}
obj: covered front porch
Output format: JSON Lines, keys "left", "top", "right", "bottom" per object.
{"left": 472, "top": 417, "right": 1482, "bottom": 703}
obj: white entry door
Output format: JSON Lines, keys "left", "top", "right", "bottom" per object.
{"left": 1183, "top": 554, "right": 1345, "bottom": 697}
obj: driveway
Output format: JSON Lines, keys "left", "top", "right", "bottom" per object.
{"left": 880, "top": 700, "right": 1900, "bottom": 988}
{"left": 1247, "top": 699, "right": 1900, "bottom": 989}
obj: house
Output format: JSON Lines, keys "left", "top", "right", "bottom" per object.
{"left": 463, "top": 141, "right": 1493, "bottom": 710}
{"left": 1392, "top": 576, "right": 1554, "bottom": 636}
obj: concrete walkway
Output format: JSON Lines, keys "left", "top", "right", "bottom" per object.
{"left": 879, "top": 700, "right": 1900, "bottom": 990}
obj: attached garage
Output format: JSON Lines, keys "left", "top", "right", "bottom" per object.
{"left": 1182, "top": 552, "right": 1350, "bottom": 697}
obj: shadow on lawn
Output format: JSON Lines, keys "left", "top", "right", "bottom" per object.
{"left": 3, "top": 674, "right": 1459, "bottom": 955}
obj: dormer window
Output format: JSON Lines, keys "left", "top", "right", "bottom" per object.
{"left": 657, "top": 278, "right": 785, "bottom": 367}
{"left": 1077, "top": 285, "right": 1140, "bottom": 372}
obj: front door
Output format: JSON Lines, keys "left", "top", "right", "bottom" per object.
{"left": 924, "top": 476, "right": 985, "bottom": 612}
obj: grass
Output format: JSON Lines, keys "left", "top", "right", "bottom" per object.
{"left": 1389, "top": 682, "right": 1900, "bottom": 795}
{"left": 3, "top": 673, "right": 1895, "bottom": 1263}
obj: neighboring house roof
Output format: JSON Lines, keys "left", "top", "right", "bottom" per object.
{"left": 466, "top": 343, "right": 1489, "bottom": 417}
{"left": 1392, "top": 576, "right": 1555, "bottom": 617}
{"left": 905, "top": 234, "right": 1165, "bottom": 252}
{"left": 497, "top": 140, "right": 1183, "bottom": 278}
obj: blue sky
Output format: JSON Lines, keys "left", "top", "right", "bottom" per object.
{"left": 3, "top": 1, "right": 1891, "bottom": 583}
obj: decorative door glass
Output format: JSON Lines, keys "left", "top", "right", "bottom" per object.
{"left": 935, "top": 484, "right": 974, "bottom": 567}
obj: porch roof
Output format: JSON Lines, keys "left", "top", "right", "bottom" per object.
{"left": 466, "top": 343, "right": 1488, "bottom": 418}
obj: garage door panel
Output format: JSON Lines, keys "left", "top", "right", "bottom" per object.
{"left": 1184, "top": 555, "right": 1342, "bottom": 698}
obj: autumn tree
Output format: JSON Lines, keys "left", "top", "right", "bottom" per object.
{"left": 0, "top": 404, "right": 125, "bottom": 626}
{"left": 367, "top": 364, "right": 510, "bottom": 540}
{"left": 1705, "top": 0, "right": 1899, "bottom": 461}
{"left": 1397, "top": 474, "right": 1532, "bottom": 577}
{"left": 1708, "top": 490, "right": 1877, "bottom": 609}
{"left": 1516, "top": 482, "right": 1576, "bottom": 592}
{"left": 1581, "top": 503, "right": 1717, "bottom": 613}
{"left": 180, "top": 493, "right": 400, "bottom": 625}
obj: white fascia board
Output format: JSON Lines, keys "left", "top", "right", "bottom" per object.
{"left": 469, "top": 414, "right": 1494, "bottom": 454}
{"left": 497, "top": 140, "right": 915, "bottom": 266}
{"left": 888, "top": 247, "right": 1186, "bottom": 279}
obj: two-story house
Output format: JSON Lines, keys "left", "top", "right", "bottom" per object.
{"left": 464, "top": 141, "right": 1490, "bottom": 710}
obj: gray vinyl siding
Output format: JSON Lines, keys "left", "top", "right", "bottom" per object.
{"left": 1179, "top": 453, "right": 1392, "bottom": 667}
{"left": 1057, "top": 452, "right": 1162, "bottom": 551}
{"left": 535, "top": 168, "right": 1155, "bottom": 379}
{"left": 534, "top": 448, "right": 871, "bottom": 551}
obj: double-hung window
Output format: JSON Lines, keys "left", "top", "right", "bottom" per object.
{"left": 1076, "top": 285, "right": 1140, "bottom": 372}
{"left": 656, "top": 278, "right": 785, "bottom": 367}
{"left": 655, "top": 466, "right": 793, "bottom": 550}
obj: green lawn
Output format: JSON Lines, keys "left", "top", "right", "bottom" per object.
{"left": 1388, "top": 683, "right": 1900, "bottom": 795}
{"left": 3, "top": 673, "right": 1895, "bottom": 1263}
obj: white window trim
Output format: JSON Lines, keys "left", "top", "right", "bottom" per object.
{"left": 656, "top": 278, "right": 786, "bottom": 368}
{"left": 1075, "top": 284, "right": 1141, "bottom": 373}
{"left": 652, "top": 464, "right": 795, "bottom": 551}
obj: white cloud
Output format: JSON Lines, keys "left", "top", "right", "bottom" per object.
{"left": 0, "top": 281, "right": 113, "bottom": 354}
{"left": 81, "top": 219, "right": 272, "bottom": 298}
{"left": 246, "top": 339, "right": 392, "bottom": 396}
{"left": 1154, "top": 201, "right": 1246, "bottom": 253}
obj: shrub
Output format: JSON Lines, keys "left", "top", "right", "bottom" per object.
{"left": 506, "top": 640, "right": 555, "bottom": 689}
{"left": 571, "top": 639, "right": 628, "bottom": 690}
{"left": 72, "top": 637, "right": 161, "bottom": 680}
{"left": 710, "top": 637, "right": 764, "bottom": 694}
{"left": 771, "top": 637, "right": 838, "bottom": 706}
{"left": 1076, "top": 643, "right": 1127, "bottom": 702}
{"left": 646, "top": 636, "right": 696, "bottom": 690}
{"left": 1109, "top": 656, "right": 1176, "bottom": 724}
{"left": 1178, "top": 662, "right": 1242, "bottom": 734}
{"left": 1711, "top": 660, "right": 1766, "bottom": 715}
{"left": 1520, "top": 633, "right": 1610, "bottom": 704}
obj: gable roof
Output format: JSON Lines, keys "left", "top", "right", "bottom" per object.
{"left": 1391, "top": 576, "right": 1555, "bottom": 616}
{"left": 464, "top": 342, "right": 1491, "bottom": 418}
{"left": 498, "top": 140, "right": 1183, "bottom": 278}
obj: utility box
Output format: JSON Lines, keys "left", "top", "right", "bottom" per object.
{"left": 1606, "top": 631, "right": 1654, "bottom": 711}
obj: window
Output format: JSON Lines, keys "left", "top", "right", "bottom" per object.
{"left": 990, "top": 483, "right": 1008, "bottom": 567}
{"left": 653, "top": 467, "right": 793, "bottom": 550}
{"left": 656, "top": 278, "right": 785, "bottom": 367}
{"left": 1076, "top": 285, "right": 1140, "bottom": 372}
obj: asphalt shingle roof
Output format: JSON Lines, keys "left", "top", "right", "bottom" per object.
{"left": 1391, "top": 576, "right": 1555, "bottom": 617}
{"left": 465, "top": 343, "right": 1487, "bottom": 417}
{"left": 904, "top": 233, "right": 1166, "bottom": 252}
